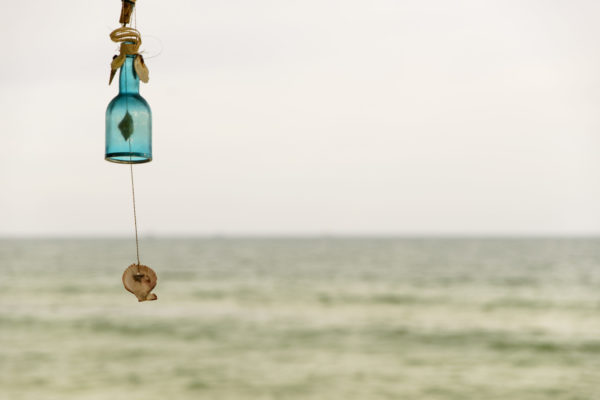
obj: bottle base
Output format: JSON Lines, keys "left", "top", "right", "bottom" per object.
{"left": 105, "top": 152, "right": 152, "bottom": 164}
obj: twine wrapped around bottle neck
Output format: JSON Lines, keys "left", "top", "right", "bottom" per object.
{"left": 108, "top": 2, "right": 149, "bottom": 85}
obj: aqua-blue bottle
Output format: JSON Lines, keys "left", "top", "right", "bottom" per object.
{"left": 105, "top": 55, "right": 152, "bottom": 163}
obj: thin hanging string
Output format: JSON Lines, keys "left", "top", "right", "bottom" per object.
{"left": 130, "top": 162, "right": 141, "bottom": 266}
{"left": 123, "top": 41, "right": 140, "bottom": 268}
{"left": 126, "top": 11, "right": 141, "bottom": 268}
{"left": 127, "top": 129, "right": 140, "bottom": 267}
{"left": 122, "top": 42, "right": 138, "bottom": 268}
{"left": 128, "top": 130, "right": 141, "bottom": 270}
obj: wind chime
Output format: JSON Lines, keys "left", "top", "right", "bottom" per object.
{"left": 106, "top": 0, "right": 157, "bottom": 302}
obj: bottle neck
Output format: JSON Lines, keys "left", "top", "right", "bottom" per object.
{"left": 119, "top": 55, "right": 140, "bottom": 94}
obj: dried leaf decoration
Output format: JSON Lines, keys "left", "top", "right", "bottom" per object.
{"left": 134, "top": 54, "right": 149, "bottom": 83}
{"left": 118, "top": 112, "right": 134, "bottom": 141}
{"left": 109, "top": 53, "right": 127, "bottom": 85}
{"left": 109, "top": 55, "right": 119, "bottom": 85}
{"left": 122, "top": 264, "right": 158, "bottom": 302}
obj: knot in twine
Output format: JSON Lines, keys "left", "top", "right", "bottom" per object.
{"left": 109, "top": 26, "right": 149, "bottom": 85}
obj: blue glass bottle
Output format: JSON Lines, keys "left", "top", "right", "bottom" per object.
{"left": 106, "top": 55, "right": 152, "bottom": 163}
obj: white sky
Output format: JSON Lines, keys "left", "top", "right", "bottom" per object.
{"left": 2, "top": 0, "right": 600, "bottom": 236}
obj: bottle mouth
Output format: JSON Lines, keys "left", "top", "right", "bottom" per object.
{"left": 105, "top": 152, "right": 152, "bottom": 164}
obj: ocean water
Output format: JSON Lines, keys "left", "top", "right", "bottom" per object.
{"left": 0, "top": 238, "right": 599, "bottom": 399}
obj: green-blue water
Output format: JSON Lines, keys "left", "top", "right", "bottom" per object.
{"left": 0, "top": 238, "right": 599, "bottom": 399}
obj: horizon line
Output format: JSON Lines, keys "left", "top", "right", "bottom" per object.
{"left": 3, "top": 233, "right": 600, "bottom": 239}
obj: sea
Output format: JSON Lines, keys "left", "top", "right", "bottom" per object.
{"left": 0, "top": 238, "right": 598, "bottom": 399}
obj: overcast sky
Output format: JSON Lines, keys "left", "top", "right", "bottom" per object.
{"left": 2, "top": 0, "right": 600, "bottom": 236}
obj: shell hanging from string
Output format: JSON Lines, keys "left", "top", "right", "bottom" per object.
{"left": 123, "top": 264, "right": 158, "bottom": 301}
{"left": 105, "top": 0, "right": 157, "bottom": 302}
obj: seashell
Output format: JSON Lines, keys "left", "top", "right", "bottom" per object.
{"left": 122, "top": 264, "right": 158, "bottom": 302}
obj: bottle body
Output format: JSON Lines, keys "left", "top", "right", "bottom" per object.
{"left": 105, "top": 55, "right": 152, "bottom": 163}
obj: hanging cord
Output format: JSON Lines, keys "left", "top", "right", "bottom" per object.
{"left": 126, "top": 115, "right": 140, "bottom": 267}
{"left": 130, "top": 162, "right": 141, "bottom": 267}
{"left": 122, "top": 41, "right": 140, "bottom": 268}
